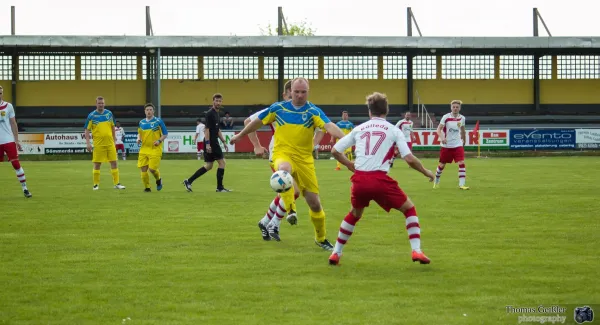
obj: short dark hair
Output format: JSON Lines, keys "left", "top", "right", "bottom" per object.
{"left": 284, "top": 80, "right": 292, "bottom": 92}
{"left": 342, "top": 110, "right": 348, "bottom": 114}
{"left": 225, "top": 111, "right": 230, "bottom": 115}
{"left": 366, "top": 92, "right": 389, "bottom": 116}
{"left": 213, "top": 93, "right": 223, "bottom": 100}
{"left": 196, "top": 118, "right": 202, "bottom": 123}
{"left": 144, "top": 103, "right": 155, "bottom": 110}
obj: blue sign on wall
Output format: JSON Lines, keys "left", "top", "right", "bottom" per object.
{"left": 124, "top": 132, "right": 141, "bottom": 154}
{"left": 509, "top": 129, "right": 576, "bottom": 150}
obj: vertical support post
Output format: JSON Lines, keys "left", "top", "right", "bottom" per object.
{"left": 407, "top": 7, "right": 412, "bottom": 37}
{"left": 11, "top": 6, "right": 17, "bottom": 107}
{"left": 156, "top": 48, "right": 162, "bottom": 119}
{"left": 533, "top": 8, "right": 540, "bottom": 112}
{"left": 277, "top": 7, "right": 284, "bottom": 101}
{"left": 145, "top": 6, "right": 152, "bottom": 104}
{"left": 533, "top": 8, "right": 539, "bottom": 37}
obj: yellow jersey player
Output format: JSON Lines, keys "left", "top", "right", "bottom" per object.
{"left": 331, "top": 111, "right": 355, "bottom": 170}
{"left": 137, "top": 103, "right": 168, "bottom": 192}
{"left": 84, "top": 96, "right": 126, "bottom": 190}
{"left": 231, "top": 77, "right": 346, "bottom": 250}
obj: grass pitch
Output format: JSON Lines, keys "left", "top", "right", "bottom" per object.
{"left": 1, "top": 157, "right": 599, "bottom": 324}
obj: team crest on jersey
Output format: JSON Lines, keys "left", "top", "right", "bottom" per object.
{"left": 0, "top": 111, "right": 5, "bottom": 117}
{"left": 457, "top": 122, "right": 462, "bottom": 127}
{"left": 302, "top": 113, "right": 308, "bottom": 122}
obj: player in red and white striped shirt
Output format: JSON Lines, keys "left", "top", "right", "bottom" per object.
{"left": 0, "top": 86, "right": 32, "bottom": 198}
{"left": 329, "top": 92, "right": 434, "bottom": 266}
{"left": 434, "top": 100, "right": 469, "bottom": 190}
{"left": 391, "top": 111, "right": 414, "bottom": 167}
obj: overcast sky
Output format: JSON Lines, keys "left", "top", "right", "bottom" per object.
{"left": 1, "top": 0, "right": 599, "bottom": 37}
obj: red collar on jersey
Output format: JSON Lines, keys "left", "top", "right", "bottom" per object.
{"left": 0, "top": 101, "right": 7, "bottom": 110}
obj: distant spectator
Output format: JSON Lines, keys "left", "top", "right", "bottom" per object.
{"left": 221, "top": 112, "right": 234, "bottom": 129}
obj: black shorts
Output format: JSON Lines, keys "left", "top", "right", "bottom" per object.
{"left": 204, "top": 143, "right": 224, "bottom": 162}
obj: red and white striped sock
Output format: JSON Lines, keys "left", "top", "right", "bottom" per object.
{"left": 435, "top": 165, "right": 444, "bottom": 183}
{"left": 260, "top": 196, "right": 280, "bottom": 226}
{"left": 458, "top": 163, "right": 466, "bottom": 186}
{"left": 11, "top": 160, "right": 27, "bottom": 189}
{"left": 403, "top": 207, "right": 421, "bottom": 252}
{"left": 268, "top": 197, "right": 287, "bottom": 228}
{"left": 333, "top": 212, "right": 361, "bottom": 254}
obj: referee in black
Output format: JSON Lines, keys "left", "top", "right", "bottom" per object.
{"left": 183, "top": 93, "right": 231, "bottom": 192}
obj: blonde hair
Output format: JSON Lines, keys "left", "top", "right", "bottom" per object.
{"left": 451, "top": 100, "right": 462, "bottom": 106}
{"left": 366, "top": 92, "right": 389, "bottom": 116}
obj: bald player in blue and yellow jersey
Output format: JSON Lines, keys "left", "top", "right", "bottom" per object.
{"left": 84, "top": 96, "right": 126, "bottom": 190}
{"left": 137, "top": 103, "right": 168, "bottom": 192}
{"left": 332, "top": 111, "right": 355, "bottom": 170}
{"left": 231, "top": 77, "right": 346, "bottom": 250}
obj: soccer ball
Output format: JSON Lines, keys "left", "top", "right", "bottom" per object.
{"left": 270, "top": 170, "right": 294, "bottom": 193}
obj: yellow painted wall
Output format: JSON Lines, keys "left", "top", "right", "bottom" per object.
{"left": 16, "top": 80, "right": 145, "bottom": 107}
{"left": 310, "top": 80, "right": 407, "bottom": 105}
{"left": 413, "top": 80, "right": 533, "bottom": 105}
{"left": 160, "top": 80, "right": 277, "bottom": 106}
{"left": 0, "top": 81, "right": 12, "bottom": 102}
{"left": 540, "top": 80, "right": 600, "bottom": 104}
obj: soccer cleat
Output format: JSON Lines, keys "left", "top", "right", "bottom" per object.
{"left": 23, "top": 189, "right": 32, "bottom": 198}
{"left": 328, "top": 252, "right": 341, "bottom": 265}
{"left": 156, "top": 178, "right": 163, "bottom": 191}
{"left": 216, "top": 188, "right": 231, "bottom": 192}
{"left": 268, "top": 225, "right": 281, "bottom": 241}
{"left": 411, "top": 250, "right": 431, "bottom": 264}
{"left": 258, "top": 222, "right": 271, "bottom": 241}
{"left": 144, "top": 188, "right": 151, "bottom": 192}
{"left": 334, "top": 166, "right": 341, "bottom": 171}
{"left": 114, "top": 183, "right": 126, "bottom": 190}
{"left": 433, "top": 182, "right": 440, "bottom": 189}
{"left": 93, "top": 185, "right": 99, "bottom": 191}
{"left": 182, "top": 179, "right": 193, "bottom": 192}
{"left": 286, "top": 210, "right": 298, "bottom": 225}
{"left": 459, "top": 185, "right": 470, "bottom": 190}
{"left": 315, "top": 239, "right": 334, "bottom": 251}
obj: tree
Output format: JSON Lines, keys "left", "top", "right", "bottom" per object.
{"left": 259, "top": 18, "right": 316, "bottom": 36}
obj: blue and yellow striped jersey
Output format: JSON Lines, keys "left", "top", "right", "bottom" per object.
{"left": 138, "top": 117, "right": 168, "bottom": 155}
{"left": 336, "top": 120, "right": 354, "bottom": 135}
{"left": 85, "top": 109, "right": 115, "bottom": 146}
{"left": 258, "top": 101, "right": 331, "bottom": 162}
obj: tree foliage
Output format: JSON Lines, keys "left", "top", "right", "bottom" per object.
{"left": 259, "top": 18, "right": 316, "bottom": 36}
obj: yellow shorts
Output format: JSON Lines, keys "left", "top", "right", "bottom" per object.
{"left": 272, "top": 153, "right": 318, "bottom": 195}
{"left": 137, "top": 153, "right": 162, "bottom": 170}
{"left": 92, "top": 145, "right": 117, "bottom": 163}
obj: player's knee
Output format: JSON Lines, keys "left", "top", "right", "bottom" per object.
{"left": 399, "top": 199, "right": 415, "bottom": 213}
{"left": 204, "top": 164, "right": 213, "bottom": 171}
{"left": 218, "top": 160, "right": 226, "bottom": 168}
{"left": 278, "top": 162, "right": 292, "bottom": 173}
{"left": 10, "top": 159, "right": 21, "bottom": 170}
{"left": 438, "top": 162, "right": 446, "bottom": 168}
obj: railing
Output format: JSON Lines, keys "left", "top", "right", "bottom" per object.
{"left": 415, "top": 90, "right": 435, "bottom": 129}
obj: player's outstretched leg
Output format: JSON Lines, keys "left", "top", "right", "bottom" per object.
{"left": 265, "top": 195, "right": 287, "bottom": 241}
{"left": 398, "top": 201, "right": 430, "bottom": 264}
{"left": 304, "top": 191, "right": 333, "bottom": 251}
{"left": 434, "top": 163, "right": 445, "bottom": 189}
{"left": 215, "top": 159, "right": 230, "bottom": 192}
{"left": 329, "top": 209, "right": 362, "bottom": 265}
{"left": 258, "top": 195, "right": 280, "bottom": 241}
{"left": 285, "top": 182, "right": 300, "bottom": 226}
{"left": 150, "top": 168, "right": 162, "bottom": 191}
{"left": 183, "top": 163, "right": 211, "bottom": 192}
{"left": 109, "top": 161, "right": 125, "bottom": 190}
{"left": 141, "top": 167, "right": 151, "bottom": 192}
{"left": 11, "top": 159, "right": 31, "bottom": 198}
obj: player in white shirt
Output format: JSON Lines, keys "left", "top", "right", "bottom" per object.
{"left": 329, "top": 92, "right": 434, "bottom": 266}
{"left": 391, "top": 111, "right": 414, "bottom": 167}
{"left": 195, "top": 118, "right": 206, "bottom": 160}
{"left": 114, "top": 121, "right": 126, "bottom": 161}
{"left": 0, "top": 86, "right": 32, "bottom": 198}
{"left": 434, "top": 100, "right": 469, "bottom": 190}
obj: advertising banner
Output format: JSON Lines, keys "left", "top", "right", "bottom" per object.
{"left": 163, "top": 131, "right": 235, "bottom": 153}
{"left": 411, "top": 129, "right": 510, "bottom": 150}
{"left": 509, "top": 129, "right": 576, "bottom": 150}
{"left": 576, "top": 129, "right": 600, "bottom": 149}
{"left": 44, "top": 133, "right": 89, "bottom": 148}
{"left": 19, "top": 133, "right": 45, "bottom": 155}
{"left": 123, "top": 132, "right": 140, "bottom": 154}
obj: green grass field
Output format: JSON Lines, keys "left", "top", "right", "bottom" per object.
{"left": 1, "top": 157, "right": 599, "bottom": 325}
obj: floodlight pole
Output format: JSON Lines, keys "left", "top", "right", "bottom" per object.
{"left": 11, "top": 6, "right": 17, "bottom": 107}
{"left": 156, "top": 48, "right": 161, "bottom": 119}
{"left": 277, "top": 6, "right": 285, "bottom": 101}
{"left": 532, "top": 8, "right": 552, "bottom": 113}
{"left": 406, "top": 7, "right": 421, "bottom": 114}
{"left": 145, "top": 6, "right": 153, "bottom": 105}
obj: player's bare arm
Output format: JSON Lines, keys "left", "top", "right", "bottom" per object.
{"left": 437, "top": 123, "right": 446, "bottom": 144}
{"left": 244, "top": 117, "right": 266, "bottom": 155}
{"left": 460, "top": 125, "right": 466, "bottom": 146}
{"left": 85, "top": 129, "right": 93, "bottom": 152}
{"left": 204, "top": 128, "right": 211, "bottom": 153}
{"left": 230, "top": 118, "right": 263, "bottom": 144}
{"left": 314, "top": 128, "right": 325, "bottom": 146}
{"left": 154, "top": 133, "right": 167, "bottom": 147}
{"left": 331, "top": 147, "right": 355, "bottom": 172}
{"left": 217, "top": 129, "right": 228, "bottom": 152}
{"left": 404, "top": 153, "right": 434, "bottom": 181}
{"left": 323, "top": 122, "right": 345, "bottom": 141}
{"left": 9, "top": 116, "right": 22, "bottom": 151}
